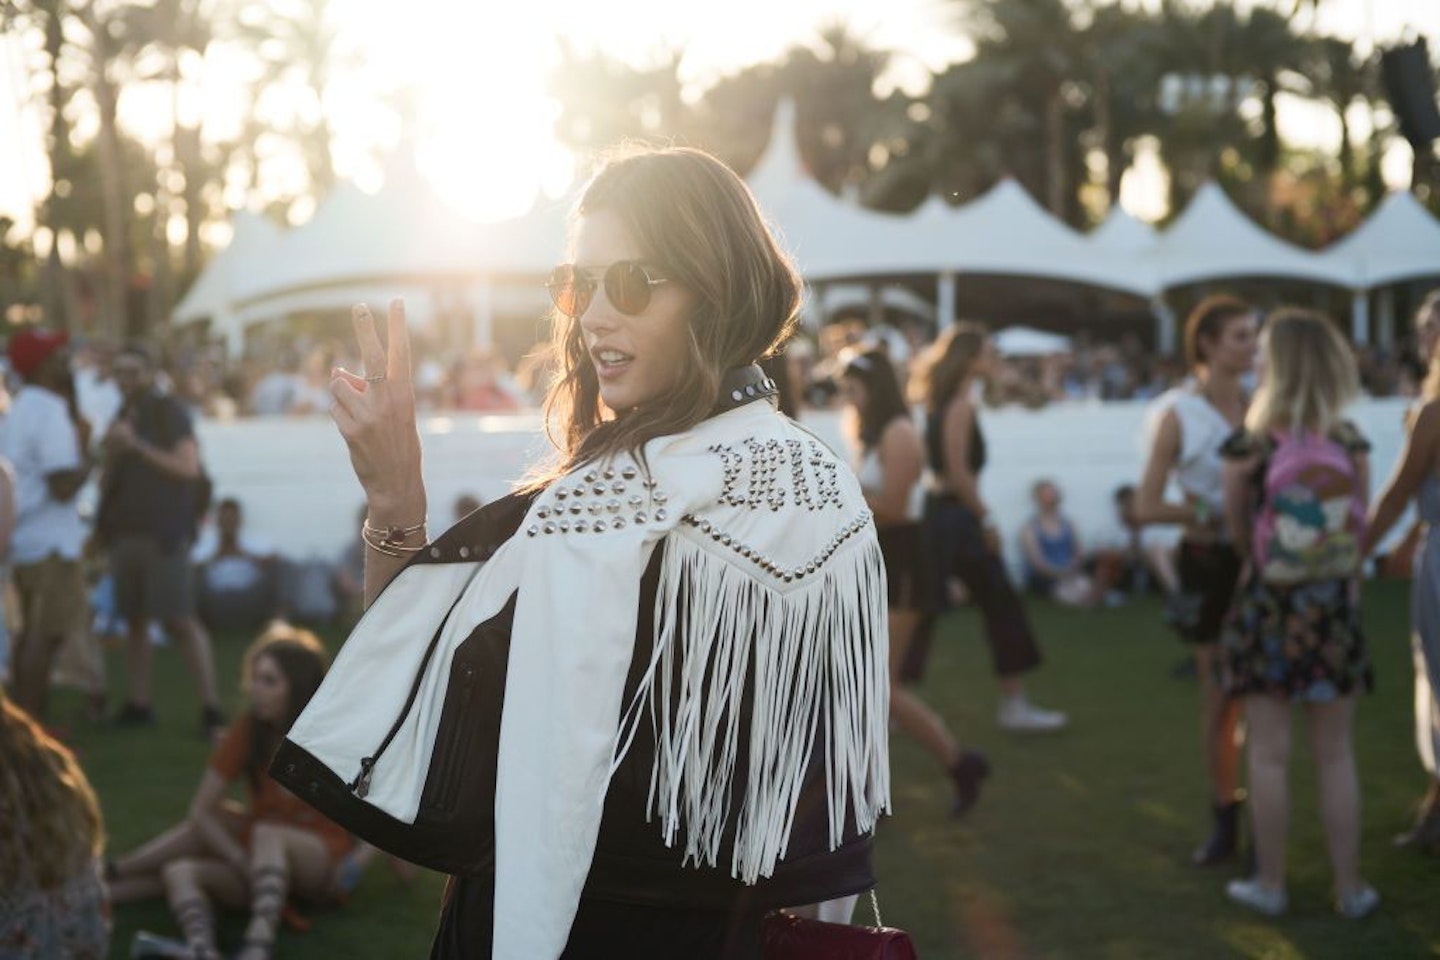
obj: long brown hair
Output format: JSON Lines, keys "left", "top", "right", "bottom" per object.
{"left": 0, "top": 691, "right": 104, "bottom": 890}
{"left": 910, "top": 321, "right": 988, "bottom": 413}
{"left": 841, "top": 347, "right": 910, "bottom": 451}
{"left": 240, "top": 622, "right": 329, "bottom": 792}
{"left": 1417, "top": 290, "right": 1440, "bottom": 402}
{"left": 532, "top": 146, "right": 803, "bottom": 486}
{"left": 1246, "top": 308, "right": 1359, "bottom": 435}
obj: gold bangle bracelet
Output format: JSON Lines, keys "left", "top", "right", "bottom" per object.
{"left": 361, "top": 518, "right": 428, "bottom": 557}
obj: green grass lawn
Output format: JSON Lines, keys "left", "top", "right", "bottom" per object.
{"left": 58, "top": 580, "right": 1440, "bottom": 959}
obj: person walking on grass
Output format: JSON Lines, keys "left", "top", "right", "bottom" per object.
{"left": 912, "top": 323, "right": 1067, "bottom": 733}
{"left": 1362, "top": 289, "right": 1440, "bottom": 856}
{"left": 1219, "top": 308, "right": 1378, "bottom": 919}
{"left": 1135, "top": 295, "right": 1256, "bottom": 865}
{"left": 95, "top": 344, "right": 224, "bottom": 738}
{"left": 839, "top": 346, "right": 989, "bottom": 815}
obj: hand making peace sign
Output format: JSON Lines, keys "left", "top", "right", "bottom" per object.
{"left": 330, "top": 299, "right": 427, "bottom": 522}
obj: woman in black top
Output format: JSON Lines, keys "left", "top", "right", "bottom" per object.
{"left": 913, "top": 323, "right": 1067, "bottom": 733}
{"left": 840, "top": 347, "right": 989, "bottom": 815}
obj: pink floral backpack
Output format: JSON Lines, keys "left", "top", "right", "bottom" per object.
{"left": 1251, "top": 430, "right": 1366, "bottom": 585}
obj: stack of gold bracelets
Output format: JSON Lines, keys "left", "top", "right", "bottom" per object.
{"left": 361, "top": 518, "right": 428, "bottom": 558}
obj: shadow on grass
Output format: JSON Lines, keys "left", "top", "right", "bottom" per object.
{"left": 57, "top": 582, "right": 1440, "bottom": 958}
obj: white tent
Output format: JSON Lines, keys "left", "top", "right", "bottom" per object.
{"left": 233, "top": 158, "right": 487, "bottom": 310}
{"left": 993, "top": 325, "right": 1073, "bottom": 356}
{"left": 745, "top": 100, "right": 923, "bottom": 285}
{"left": 1141, "top": 182, "right": 1339, "bottom": 288}
{"left": 171, "top": 211, "right": 283, "bottom": 354}
{"left": 1318, "top": 190, "right": 1440, "bottom": 344}
{"left": 1319, "top": 190, "right": 1440, "bottom": 288}
{"left": 1088, "top": 207, "right": 1158, "bottom": 255}
{"left": 229, "top": 153, "right": 569, "bottom": 347}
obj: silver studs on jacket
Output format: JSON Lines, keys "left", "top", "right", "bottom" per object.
{"left": 712, "top": 437, "right": 843, "bottom": 511}
{"left": 680, "top": 511, "right": 873, "bottom": 583}
{"left": 527, "top": 461, "right": 659, "bottom": 537}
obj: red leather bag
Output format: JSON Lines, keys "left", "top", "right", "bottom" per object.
{"left": 762, "top": 892, "right": 918, "bottom": 960}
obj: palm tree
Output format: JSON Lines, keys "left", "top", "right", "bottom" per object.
{"left": 1300, "top": 36, "right": 1377, "bottom": 194}
{"left": 944, "top": 0, "right": 1089, "bottom": 219}
{"left": 233, "top": 0, "right": 343, "bottom": 205}
{"left": 779, "top": 22, "right": 890, "bottom": 196}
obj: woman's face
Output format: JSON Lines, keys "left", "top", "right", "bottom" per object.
{"left": 840, "top": 374, "right": 869, "bottom": 414}
{"left": 247, "top": 653, "right": 290, "bottom": 724}
{"left": 972, "top": 339, "right": 998, "bottom": 379}
{"left": 1206, "top": 313, "right": 1259, "bottom": 376}
{"left": 1417, "top": 308, "right": 1440, "bottom": 363}
{"left": 573, "top": 210, "right": 697, "bottom": 413}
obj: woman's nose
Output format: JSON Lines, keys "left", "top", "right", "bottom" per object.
{"left": 578, "top": 297, "right": 618, "bottom": 336}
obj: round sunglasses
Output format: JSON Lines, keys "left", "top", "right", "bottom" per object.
{"left": 544, "top": 261, "right": 670, "bottom": 319}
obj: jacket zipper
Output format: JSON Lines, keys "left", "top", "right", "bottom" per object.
{"left": 349, "top": 576, "right": 475, "bottom": 799}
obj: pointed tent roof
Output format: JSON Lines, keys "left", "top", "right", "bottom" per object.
{"left": 173, "top": 211, "right": 284, "bottom": 324}
{"left": 234, "top": 153, "right": 492, "bottom": 305}
{"left": 1088, "top": 207, "right": 1158, "bottom": 256}
{"left": 747, "top": 107, "right": 1157, "bottom": 296}
{"left": 859, "top": 181, "right": 1158, "bottom": 295}
{"left": 1318, "top": 190, "right": 1440, "bottom": 288}
{"left": 745, "top": 99, "right": 925, "bottom": 281}
{"left": 1141, "top": 182, "right": 1340, "bottom": 288}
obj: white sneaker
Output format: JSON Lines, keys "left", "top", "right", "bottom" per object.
{"left": 996, "top": 696, "right": 1068, "bottom": 733}
{"left": 1225, "top": 878, "right": 1287, "bottom": 917}
{"left": 1336, "top": 884, "right": 1380, "bottom": 919}
{"left": 130, "top": 931, "right": 194, "bottom": 959}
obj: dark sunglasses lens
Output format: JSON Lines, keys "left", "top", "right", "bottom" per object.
{"left": 606, "top": 261, "right": 652, "bottom": 315}
{"left": 546, "top": 265, "right": 591, "bottom": 318}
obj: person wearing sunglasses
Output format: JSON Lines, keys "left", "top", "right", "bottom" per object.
{"left": 272, "top": 146, "right": 892, "bottom": 959}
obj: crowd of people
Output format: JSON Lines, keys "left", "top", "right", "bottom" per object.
{"left": 0, "top": 142, "right": 1437, "bottom": 959}
{"left": 35, "top": 296, "right": 1430, "bottom": 428}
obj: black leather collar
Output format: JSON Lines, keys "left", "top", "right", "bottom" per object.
{"left": 713, "top": 364, "right": 779, "bottom": 415}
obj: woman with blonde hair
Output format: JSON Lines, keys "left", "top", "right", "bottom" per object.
{"left": 1220, "top": 308, "right": 1377, "bottom": 918}
{"left": 912, "top": 322, "right": 1066, "bottom": 732}
{"left": 273, "top": 146, "right": 891, "bottom": 957}
{"left": 1363, "top": 288, "right": 1440, "bottom": 855}
{"left": 0, "top": 690, "right": 109, "bottom": 957}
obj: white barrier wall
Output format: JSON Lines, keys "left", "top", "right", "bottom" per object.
{"left": 195, "top": 398, "right": 1413, "bottom": 572}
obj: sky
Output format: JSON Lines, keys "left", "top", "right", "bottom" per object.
{"left": 1, "top": 0, "right": 1438, "bottom": 239}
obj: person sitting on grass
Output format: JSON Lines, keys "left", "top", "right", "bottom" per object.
{"left": 1019, "top": 479, "right": 1097, "bottom": 608}
{"left": 106, "top": 621, "right": 411, "bottom": 959}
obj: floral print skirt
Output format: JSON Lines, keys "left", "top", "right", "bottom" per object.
{"left": 1222, "top": 576, "right": 1373, "bottom": 702}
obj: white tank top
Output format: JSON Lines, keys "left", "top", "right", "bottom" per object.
{"left": 1153, "top": 384, "right": 1236, "bottom": 513}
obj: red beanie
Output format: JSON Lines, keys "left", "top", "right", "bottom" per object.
{"left": 6, "top": 329, "right": 68, "bottom": 379}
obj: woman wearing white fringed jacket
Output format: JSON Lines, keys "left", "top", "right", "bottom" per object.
{"left": 269, "top": 147, "right": 892, "bottom": 959}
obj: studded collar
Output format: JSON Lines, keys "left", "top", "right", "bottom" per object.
{"left": 713, "top": 364, "right": 779, "bottom": 415}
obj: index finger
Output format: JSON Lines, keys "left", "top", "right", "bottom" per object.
{"left": 387, "top": 297, "right": 412, "bottom": 383}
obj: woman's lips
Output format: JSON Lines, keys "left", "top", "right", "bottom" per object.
{"left": 592, "top": 347, "right": 634, "bottom": 381}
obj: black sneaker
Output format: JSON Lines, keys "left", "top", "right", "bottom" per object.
{"left": 199, "top": 705, "right": 227, "bottom": 741}
{"left": 113, "top": 702, "right": 156, "bottom": 727}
